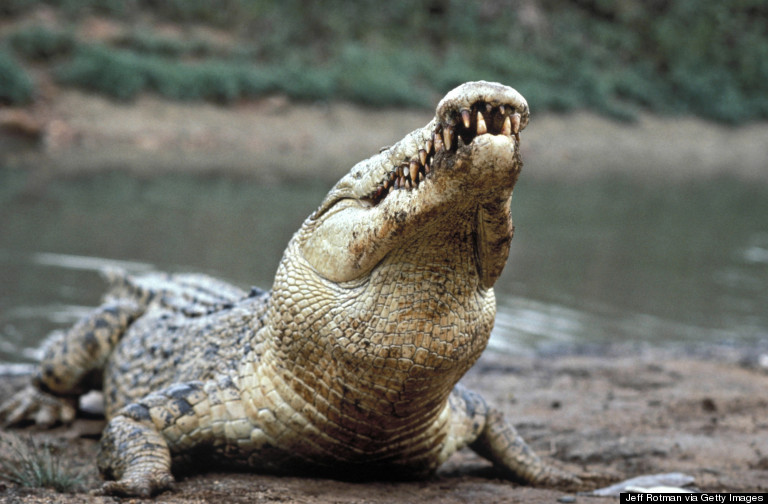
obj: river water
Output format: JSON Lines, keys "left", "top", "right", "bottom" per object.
{"left": 1, "top": 167, "right": 766, "bottom": 362}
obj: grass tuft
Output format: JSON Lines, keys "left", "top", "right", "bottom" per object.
{"left": 0, "top": 433, "right": 85, "bottom": 493}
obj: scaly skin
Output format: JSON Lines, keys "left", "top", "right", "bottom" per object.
{"left": 1, "top": 81, "right": 580, "bottom": 497}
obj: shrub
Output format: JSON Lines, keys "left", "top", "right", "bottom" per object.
{"left": 9, "top": 26, "right": 75, "bottom": 61}
{"left": 56, "top": 45, "right": 146, "bottom": 101}
{"left": 8, "top": 0, "right": 767, "bottom": 121}
{"left": 0, "top": 50, "right": 34, "bottom": 104}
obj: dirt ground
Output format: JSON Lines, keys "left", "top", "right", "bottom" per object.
{"left": 1, "top": 346, "right": 767, "bottom": 504}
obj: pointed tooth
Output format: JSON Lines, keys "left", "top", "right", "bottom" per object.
{"left": 502, "top": 116, "right": 512, "bottom": 136}
{"left": 510, "top": 112, "right": 521, "bottom": 135}
{"left": 460, "top": 109, "right": 471, "bottom": 129}
{"left": 398, "top": 175, "right": 406, "bottom": 188}
{"left": 442, "top": 125, "right": 453, "bottom": 151}
{"left": 405, "top": 178, "right": 413, "bottom": 190}
{"left": 425, "top": 139, "right": 433, "bottom": 154}
{"left": 485, "top": 103, "right": 493, "bottom": 114}
{"left": 403, "top": 165, "right": 410, "bottom": 178}
{"left": 424, "top": 162, "right": 430, "bottom": 174}
{"left": 476, "top": 111, "right": 487, "bottom": 135}
{"left": 418, "top": 149, "right": 427, "bottom": 165}
{"left": 499, "top": 104, "right": 506, "bottom": 116}
{"left": 410, "top": 160, "right": 420, "bottom": 183}
{"left": 433, "top": 131, "right": 444, "bottom": 152}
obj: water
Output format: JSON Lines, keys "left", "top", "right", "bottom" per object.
{"left": 1, "top": 167, "right": 766, "bottom": 362}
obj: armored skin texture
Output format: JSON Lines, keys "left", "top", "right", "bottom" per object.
{"left": 1, "top": 81, "right": 579, "bottom": 497}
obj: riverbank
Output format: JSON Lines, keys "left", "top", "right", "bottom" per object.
{"left": 2, "top": 89, "right": 768, "bottom": 184}
{"left": 1, "top": 345, "right": 767, "bottom": 503}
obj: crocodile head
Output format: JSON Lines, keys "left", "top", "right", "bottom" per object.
{"left": 266, "top": 81, "right": 528, "bottom": 421}
{"left": 299, "top": 80, "right": 528, "bottom": 288}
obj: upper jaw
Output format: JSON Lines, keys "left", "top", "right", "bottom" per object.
{"left": 312, "top": 81, "right": 529, "bottom": 217}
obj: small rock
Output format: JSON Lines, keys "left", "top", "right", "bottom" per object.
{"left": 592, "top": 472, "right": 695, "bottom": 496}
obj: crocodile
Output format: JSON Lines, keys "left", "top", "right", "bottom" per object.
{"left": 0, "top": 81, "right": 580, "bottom": 497}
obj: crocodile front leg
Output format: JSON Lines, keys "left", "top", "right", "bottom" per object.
{"left": 98, "top": 377, "right": 256, "bottom": 497}
{"left": 446, "top": 385, "right": 580, "bottom": 487}
{"left": 0, "top": 299, "right": 143, "bottom": 427}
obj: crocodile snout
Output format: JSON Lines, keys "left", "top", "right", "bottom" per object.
{"left": 365, "top": 81, "right": 528, "bottom": 205}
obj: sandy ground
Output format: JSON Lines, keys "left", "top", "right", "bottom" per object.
{"left": 1, "top": 91, "right": 768, "bottom": 502}
{"left": 1, "top": 346, "right": 767, "bottom": 503}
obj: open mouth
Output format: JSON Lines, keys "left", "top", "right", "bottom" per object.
{"left": 365, "top": 101, "right": 523, "bottom": 205}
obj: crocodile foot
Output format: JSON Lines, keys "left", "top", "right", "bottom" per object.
{"left": 97, "top": 413, "right": 176, "bottom": 497}
{"left": 0, "top": 384, "right": 77, "bottom": 427}
{"left": 101, "top": 472, "right": 175, "bottom": 498}
{"left": 528, "top": 464, "right": 583, "bottom": 489}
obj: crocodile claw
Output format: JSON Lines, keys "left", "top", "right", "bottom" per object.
{"left": 531, "top": 465, "right": 583, "bottom": 489}
{"left": 0, "top": 384, "right": 76, "bottom": 427}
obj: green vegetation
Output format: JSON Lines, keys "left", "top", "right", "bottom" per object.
{"left": 1, "top": 0, "right": 767, "bottom": 122}
{"left": 0, "top": 50, "right": 34, "bottom": 104}
{"left": 0, "top": 434, "right": 84, "bottom": 493}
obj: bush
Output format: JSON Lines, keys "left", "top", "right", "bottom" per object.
{"left": 0, "top": 50, "right": 34, "bottom": 104}
{"left": 9, "top": 26, "right": 75, "bottom": 61}
{"left": 335, "top": 44, "right": 431, "bottom": 107}
{"left": 114, "top": 31, "right": 217, "bottom": 59}
{"left": 0, "top": 0, "right": 38, "bottom": 16}
{"left": 56, "top": 45, "right": 146, "bottom": 101}
{"left": 5, "top": 0, "right": 768, "bottom": 121}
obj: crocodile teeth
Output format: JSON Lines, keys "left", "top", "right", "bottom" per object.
{"left": 476, "top": 112, "right": 487, "bottom": 135}
{"left": 366, "top": 99, "right": 525, "bottom": 205}
{"left": 510, "top": 112, "right": 521, "bottom": 135}
{"left": 410, "top": 160, "right": 421, "bottom": 183}
{"left": 460, "top": 109, "right": 471, "bottom": 129}
{"left": 443, "top": 126, "right": 453, "bottom": 151}
{"left": 502, "top": 116, "right": 512, "bottom": 136}
{"left": 433, "top": 131, "right": 444, "bottom": 152}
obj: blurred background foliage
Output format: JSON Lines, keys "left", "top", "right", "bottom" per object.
{"left": 1, "top": 0, "right": 767, "bottom": 122}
